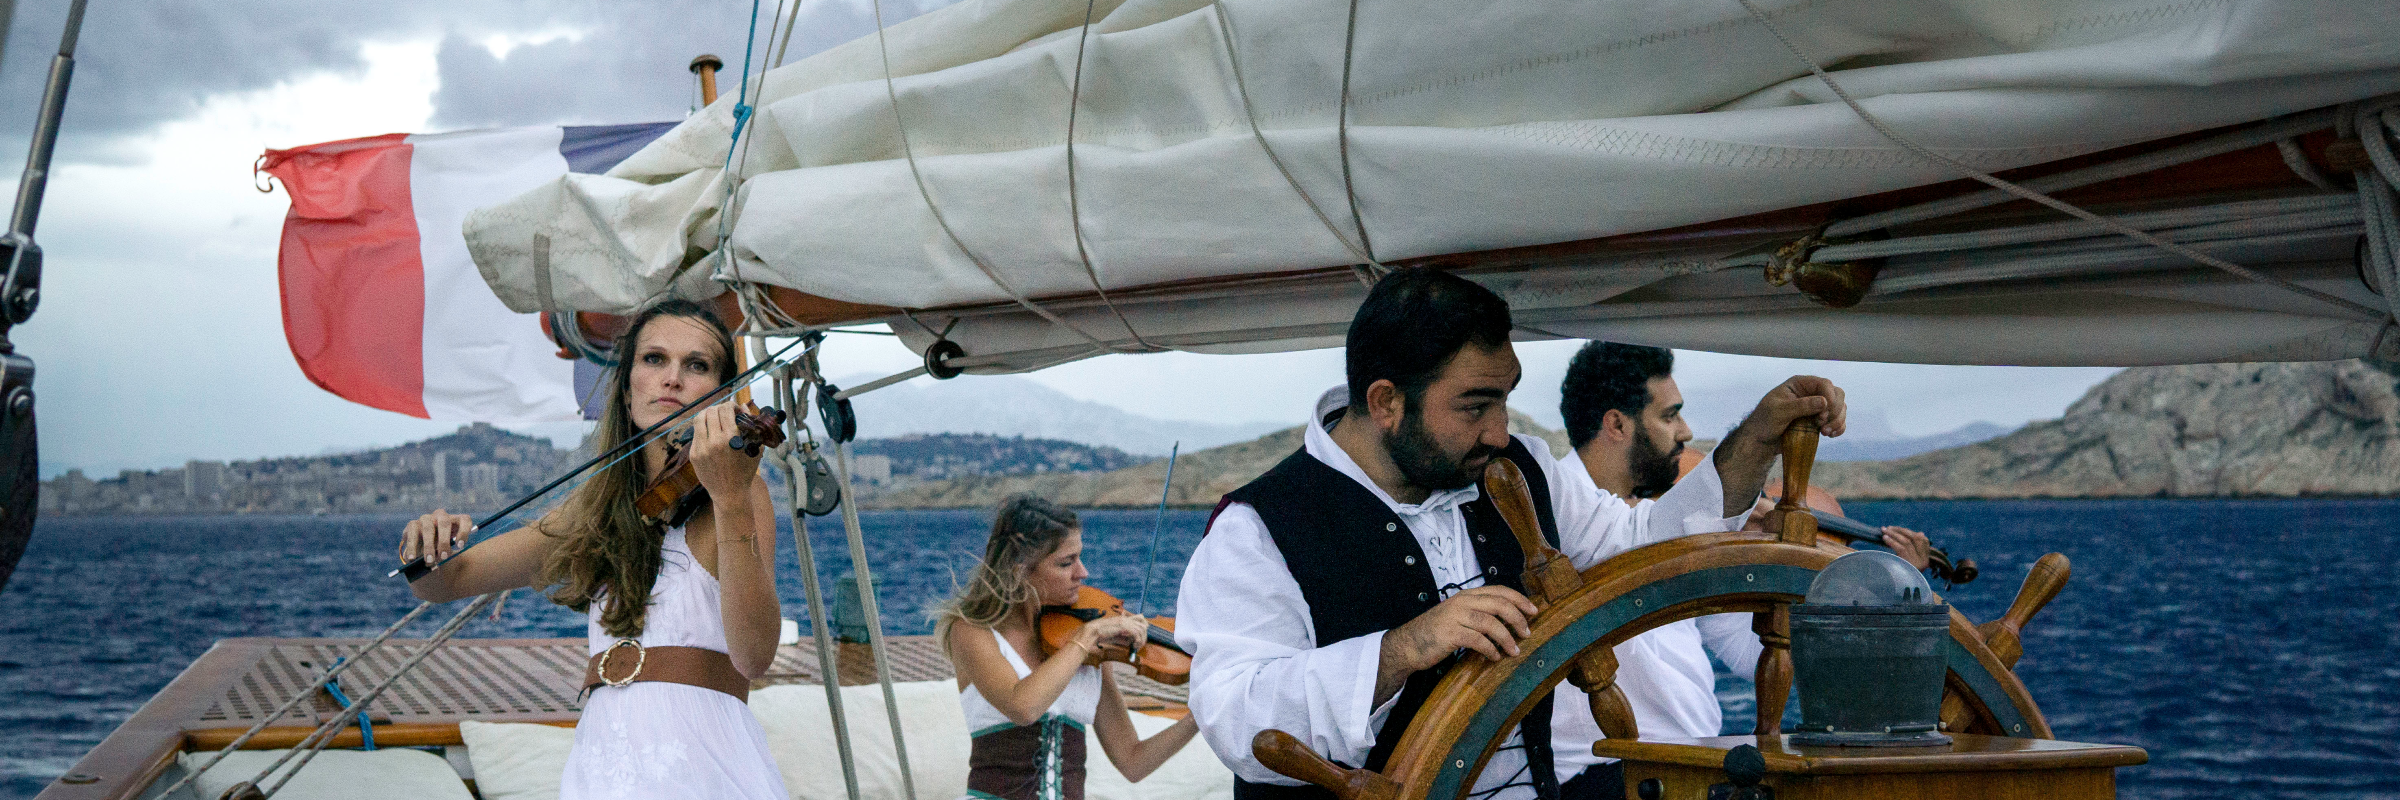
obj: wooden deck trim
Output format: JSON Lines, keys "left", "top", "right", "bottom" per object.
{"left": 1590, "top": 733, "right": 2149, "bottom": 775}
{"left": 36, "top": 639, "right": 276, "bottom": 800}
{"left": 41, "top": 635, "right": 1188, "bottom": 800}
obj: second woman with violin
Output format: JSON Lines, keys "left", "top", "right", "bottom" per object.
{"left": 937, "top": 494, "right": 1200, "bottom": 800}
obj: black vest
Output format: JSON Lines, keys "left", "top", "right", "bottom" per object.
{"left": 1218, "top": 436, "right": 1563, "bottom": 800}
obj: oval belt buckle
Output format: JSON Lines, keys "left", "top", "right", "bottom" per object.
{"left": 597, "top": 639, "right": 647, "bottom": 687}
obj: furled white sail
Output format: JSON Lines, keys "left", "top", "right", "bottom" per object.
{"left": 464, "top": 0, "right": 2400, "bottom": 369}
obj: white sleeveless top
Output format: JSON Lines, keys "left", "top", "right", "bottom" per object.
{"left": 960, "top": 627, "right": 1103, "bottom": 733}
{"left": 559, "top": 527, "right": 787, "bottom": 800}
{"left": 582, "top": 527, "right": 729, "bottom": 655}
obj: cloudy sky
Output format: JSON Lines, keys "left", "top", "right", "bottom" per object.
{"left": 0, "top": 0, "right": 2119, "bottom": 479}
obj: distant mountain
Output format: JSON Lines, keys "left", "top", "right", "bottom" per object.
{"left": 851, "top": 433, "right": 1150, "bottom": 482}
{"left": 1815, "top": 360, "right": 2400, "bottom": 498}
{"left": 1815, "top": 422, "right": 2011, "bottom": 462}
{"left": 840, "top": 374, "right": 1283, "bottom": 456}
{"left": 868, "top": 412, "right": 1574, "bottom": 509}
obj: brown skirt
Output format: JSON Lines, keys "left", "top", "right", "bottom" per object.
{"left": 967, "top": 715, "right": 1087, "bottom": 800}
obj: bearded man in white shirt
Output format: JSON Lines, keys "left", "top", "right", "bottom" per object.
{"left": 1173, "top": 267, "right": 1848, "bottom": 800}
{"left": 1544, "top": 342, "right": 1938, "bottom": 800}
{"left": 1544, "top": 341, "right": 1760, "bottom": 800}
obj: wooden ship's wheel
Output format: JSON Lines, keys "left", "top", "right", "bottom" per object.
{"left": 1252, "top": 420, "right": 2083, "bottom": 800}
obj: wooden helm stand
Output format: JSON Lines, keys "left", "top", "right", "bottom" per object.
{"left": 1252, "top": 420, "right": 2145, "bottom": 800}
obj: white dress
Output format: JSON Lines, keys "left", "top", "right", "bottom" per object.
{"left": 559, "top": 527, "right": 788, "bottom": 800}
{"left": 959, "top": 627, "right": 1103, "bottom": 800}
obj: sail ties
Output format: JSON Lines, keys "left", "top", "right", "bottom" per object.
{"left": 1061, "top": 0, "right": 1164, "bottom": 354}
{"left": 1207, "top": 0, "right": 1388, "bottom": 288}
{"left": 866, "top": 0, "right": 1140, "bottom": 362}
{"left": 1734, "top": 0, "right": 2389, "bottom": 326}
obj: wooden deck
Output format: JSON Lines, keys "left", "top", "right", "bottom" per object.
{"left": 36, "top": 635, "right": 1188, "bottom": 800}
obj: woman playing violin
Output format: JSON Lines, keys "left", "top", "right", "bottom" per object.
{"left": 396, "top": 299, "right": 787, "bottom": 800}
{"left": 937, "top": 494, "right": 1199, "bottom": 800}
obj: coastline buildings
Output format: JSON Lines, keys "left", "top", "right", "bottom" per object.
{"left": 38, "top": 423, "right": 574, "bottom": 516}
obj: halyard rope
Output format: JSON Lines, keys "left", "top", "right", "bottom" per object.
{"left": 1335, "top": 0, "right": 1379, "bottom": 274}
{"left": 1730, "top": 0, "right": 2385, "bottom": 322}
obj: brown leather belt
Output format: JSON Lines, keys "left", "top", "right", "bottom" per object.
{"left": 581, "top": 641, "right": 751, "bottom": 703}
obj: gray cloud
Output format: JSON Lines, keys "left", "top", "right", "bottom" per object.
{"left": 428, "top": 4, "right": 766, "bottom": 129}
{"left": 0, "top": 1, "right": 760, "bottom": 165}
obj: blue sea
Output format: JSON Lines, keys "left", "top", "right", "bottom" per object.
{"left": 3, "top": 500, "right": 2397, "bottom": 799}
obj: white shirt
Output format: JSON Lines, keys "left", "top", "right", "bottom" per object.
{"left": 1175, "top": 388, "right": 1745, "bottom": 797}
{"left": 1542, "top": 457, "right": 1764, "bottom": 783}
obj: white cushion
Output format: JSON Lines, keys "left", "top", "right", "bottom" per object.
{"left": 749, "top": 681, "right": 973, "bottom": 800}
{"left": 175, "top": 748, "right": 473, "bottom": 800}
{"left": 455, "top": 682, "right": 1232, "bottom": 800}
{"left": 1085, "top": 713, "right": 1235, "bottom": 800}
{"left": 458, "top": 720, "right": 578, "bottom": 800}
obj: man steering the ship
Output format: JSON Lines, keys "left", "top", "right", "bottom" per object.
{"left": 1542, "top": 341, "right": 1933, "bottom": 799}
{"left": 1173, "top": 267, "right": 1848, "bottom": 800}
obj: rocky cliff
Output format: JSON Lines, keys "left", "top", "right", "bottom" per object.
{"left": 871, "top": 360, "right": 2400, "bottom": 507}
{"left": 867, "top": 412, "right": 1573, "bottom": 509}
{"left": 1815, "top": 360, "right": 2400, "bottom": 498}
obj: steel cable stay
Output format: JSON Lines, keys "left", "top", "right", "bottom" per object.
{"left": 156, "top": 602, "right": 437, "bottom": 797}
{"left": 766, "top": 357, "right": 870, "bottom": 800}
{"left": 234, "top": 593, "right": 505, "bottom": 799}
{"left": 782, "top": 334, "right": 923, "bottom": 800}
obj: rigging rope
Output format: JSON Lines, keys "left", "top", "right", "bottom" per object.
{"left": 1063, "top": 0, "right": 1164, "bottom": 351}
{"left": 1334, "top": 0, "right": 1380, "bottom": 275}
{"left": 868, "top": 0, "right": 1121, "bottom": 359}
{"left": 1205, "top": 0, "right": 1387, "bottom": 286}
{"left": 1731, "top": 0, "right": 2386, "bottom": 323}
{"left": 2352, "top": 104, "right": 2400, "bottom": 327}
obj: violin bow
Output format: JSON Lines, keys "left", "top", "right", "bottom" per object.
{"left": 1133, "top": 442, "right": 1179, "bottom": 617}
{"left": 389, "top": 336, "right": 808, "bottom": 581}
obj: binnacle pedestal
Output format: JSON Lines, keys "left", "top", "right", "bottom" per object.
{"left": 1592, "top": 733, "right": 2147, "bottom": 800}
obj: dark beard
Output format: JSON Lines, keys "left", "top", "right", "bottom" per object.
{"left": 1627, "top": 425, "right": 1683, "bottom": 500}
{"left": 1387, "top": 410, "right": 1499, "bottom": 493}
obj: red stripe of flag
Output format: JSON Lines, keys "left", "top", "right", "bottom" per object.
{"left": 260, "top": 134, "right": 428, "bottom": 418}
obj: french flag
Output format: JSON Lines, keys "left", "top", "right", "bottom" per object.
{"left": 258, "top": 123, "right": 674, "bottom": 422}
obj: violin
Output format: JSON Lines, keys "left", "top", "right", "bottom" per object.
{"left": 1038, "top": 585, "right": 1192, "bottom": 686}
{"left": 634, "top": 404, "right": 788, "bottom": 527}
{"left": 1676, "top": 450, "right": 1978, "bottom": 587}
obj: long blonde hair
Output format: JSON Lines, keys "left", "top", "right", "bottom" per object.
{"left": 540, "top": 299, "right": 738, "bottom": 638}
{"left": 935, "top": 494, "right": 1080, "bottom": 649}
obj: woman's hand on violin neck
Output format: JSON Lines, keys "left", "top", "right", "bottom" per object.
{"left": 689, "top": 403, "right": 763, "bottom": 498}
{"left": 400, "top": 509, "right": 475, "bottom": 567}
{"left": 1879, "top": 526, "right": 1933, "bottom": 571}
{"left": 1075, "top": 614, "right": 1149, "bottom": 653}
